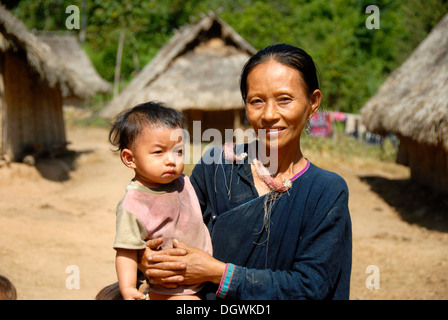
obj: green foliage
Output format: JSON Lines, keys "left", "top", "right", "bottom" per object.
{"left": 11, "top": 0, "right": 448, "bottom": 113}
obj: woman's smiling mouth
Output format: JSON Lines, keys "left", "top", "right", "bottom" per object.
{"left": 263, "top": 127, "right": 286, "bottom": 136}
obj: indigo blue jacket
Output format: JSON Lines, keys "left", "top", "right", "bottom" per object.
{"left": 190, "top": 144, "right": 352, "bottom": 300}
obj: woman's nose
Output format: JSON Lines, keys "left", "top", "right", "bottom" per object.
{"left": 262, "top": 100, "right": 279, "bottom": 123}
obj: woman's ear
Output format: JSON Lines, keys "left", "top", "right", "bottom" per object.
{"left": 308, "top": 89, "right": 322, "bottom": 119}
{"left": 121, "top": 149, "right": 136, "bottom": 169}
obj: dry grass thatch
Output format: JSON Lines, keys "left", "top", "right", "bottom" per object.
{"left": 100, "top": 12, "right": 257, "bottom": 119}
{"left": 0, "top": 5, "right": 95, "bottom": 99}
{"left": 37, "top": 34, "right": 112, "bottom": 97}
{"left": 360, "top": 13, "right": 448, "bottom": 151}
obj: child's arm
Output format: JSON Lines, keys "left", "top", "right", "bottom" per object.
{"left": 116, "top": 249, "right": 146, "bottom": 300}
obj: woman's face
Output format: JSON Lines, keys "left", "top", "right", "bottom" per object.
{"left": 245, "top": 59, "right": 321, "bottom": 152}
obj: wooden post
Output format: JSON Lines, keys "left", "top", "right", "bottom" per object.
{"left": 233, "top": 109, "right": 241, "bottom": 130}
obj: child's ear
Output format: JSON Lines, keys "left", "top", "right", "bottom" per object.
{"left": 121, "top": 149, "right": 136, "bottom": 169}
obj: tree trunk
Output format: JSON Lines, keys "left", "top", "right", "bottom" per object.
{"left": 113, "top": 24, "right": 126, "bottom": 98}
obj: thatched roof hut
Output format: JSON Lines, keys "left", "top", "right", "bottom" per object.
{"left": 37, "top": 33, "right": 111, "bottom": 106}
{"left": 361, "top": 13, "right": 448, "bottom": 193}
{"left": 100, "top": 13, "right": 256, "bottom": 137}
{"left": 0, "top": 5, "right": 89, "bottom": 162}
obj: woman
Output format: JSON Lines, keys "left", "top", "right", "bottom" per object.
{"left": 139, "top": 44, "right": 352, "bottom": 300}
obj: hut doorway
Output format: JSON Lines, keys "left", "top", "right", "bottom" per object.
{"left": 183, "top": 108, "right": 246, "bottom": 144}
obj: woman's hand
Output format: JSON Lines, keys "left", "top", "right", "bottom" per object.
{"left": 170, "top": 240, "right": 226, "bottom": 285}
{"left": 138, "top": 238, "right": 226, "bottom": 287}
{"left": 138, "top": 238, "right": 187, "bottom": 288}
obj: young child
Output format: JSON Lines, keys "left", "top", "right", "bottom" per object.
{"left": 109, "top": 101, "right": 212, "bottom": 300}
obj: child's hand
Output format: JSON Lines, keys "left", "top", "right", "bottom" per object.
{"left": 121, "top": 287, "right": 146, "bottom": 300}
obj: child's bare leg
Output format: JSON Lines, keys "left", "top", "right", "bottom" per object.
{"left": 149, "top": 290, "right": 201, "bottom": 300}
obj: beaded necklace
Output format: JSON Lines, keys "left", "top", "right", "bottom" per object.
{"left": 224, "top": 142, "right": 309, "bottom": 192}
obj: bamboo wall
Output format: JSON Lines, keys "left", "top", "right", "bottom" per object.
{"left": 0, "top": 51, "right": 66, "bottom": 161}
{"left": 397, "top": 136, "right": 448, "bottom": 194}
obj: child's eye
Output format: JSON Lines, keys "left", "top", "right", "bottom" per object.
{"left": 152, "top": 150, "right": 163, "bottom": 154}
{"left": 175, "top": 149, "right": 183, "bottom": 155}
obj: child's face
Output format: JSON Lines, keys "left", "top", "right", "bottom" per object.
{"left": 123, "top": 126, "right": 184, "bottom": 187}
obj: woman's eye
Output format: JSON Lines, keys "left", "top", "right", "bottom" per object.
{"left": 278, "top": 97, "right": 292, "bottom": 103}
{"left": 248, "top": 98, "right": 263, "bottom": 106}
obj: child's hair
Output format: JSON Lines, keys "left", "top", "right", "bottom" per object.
{"left": 95, "top": 282, "right": 123, "bottom": 300}
{"left": 109, "top": 101, "right": 185, "bottom": 152}
{"left": 0, "top": 275, "right": 17, "bottom": 300}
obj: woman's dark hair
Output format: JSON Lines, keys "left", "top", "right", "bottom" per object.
{"left": 109, "top": 101, "right": 184, "bottom": 152}
{"left": 240, "top": 44, "right": 320, "bottom": 102}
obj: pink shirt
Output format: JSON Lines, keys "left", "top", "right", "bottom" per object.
{"left": 114, "top": 175, "right": 212, "bottom": 295}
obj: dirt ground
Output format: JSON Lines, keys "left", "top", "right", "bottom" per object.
{"left": 0, "top": 124, "right": 447, "bottom": 300}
